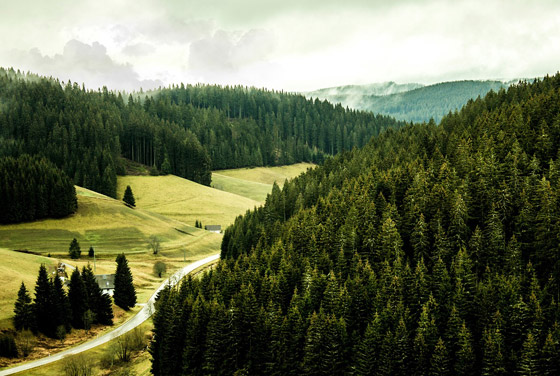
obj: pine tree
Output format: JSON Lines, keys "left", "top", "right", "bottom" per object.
{"left": 68, "top": 237, "right": 81, "bottom": 259}
{"left": 430, "top": 337, "right": 450, "bottom": 376}
{"left": 33, "top": 264, "right": 56, "bottom": 336}
{"left": 81, "top": 265, "right": 113, "bottom": 325}
{"left": 88, "top": 246, "right": 95, "bottom": 258}
{"left": 68, "top": 268, "right": 88, "bottom": 329}
{"left": 123, "top": 185, "right": 135, "bottom": 207}
{"left": 518, "top": 331, "right": 539, "bottom": 376}
{"left": 114, "top": 253, "right": 136, "bottom": 310}
{"left": 52, "top": 273, "right": 72, "bottom": 332}
{"left": 13, "top": 282, "right": 33, "bottom": 331}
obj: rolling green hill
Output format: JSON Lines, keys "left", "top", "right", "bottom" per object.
{"left": 116, "top": 175, "right": 260, "bottom": 228}
{"left": 212, "top": 163, "right": 315, "bottom": 202}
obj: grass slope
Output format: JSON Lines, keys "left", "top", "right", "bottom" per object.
{"left": 212, "top": 163, "right": 315, "bottom": 202}
{"left": 0, "top": 186, "right": 214, "bottom": 256}
{"left": 116, "top": 175, "right": 260, "bottom": 228}
{"left": 0, "top": 249, "right": 56, "bottom": 326}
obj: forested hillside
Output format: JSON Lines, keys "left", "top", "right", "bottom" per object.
{"left": 308, "top": 80, "right": 515, "bottom": 123}
{"left": 146, "top": 85, "right": 405, "bottom": 169}
{"left": 0, "top": 68, "right": 405, "bottom": 202}
{"left": 151, "top": 74, "right": 560, "bottom": 375}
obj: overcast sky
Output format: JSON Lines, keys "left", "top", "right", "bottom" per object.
{"left": 0, "top": 0, "right": 558, "bottom": 92}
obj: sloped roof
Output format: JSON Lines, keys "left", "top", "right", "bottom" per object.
{"left": 95, "top": 274, "right": 115, "bottom": 290}
{"left": 205, "top": 225, "right": 221, "bottom": 231}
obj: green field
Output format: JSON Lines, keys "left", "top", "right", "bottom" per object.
{"left": 0, "top": 186, "right": 218, "bottom": 256}
{"left": 212, "top": 162, "right": 315, "bottom": 202}
{"left": 116, "top": 175, "right": 260, "bottom": 228}
{"left": 0, "top": 249, "right": 57, "bottom": 326}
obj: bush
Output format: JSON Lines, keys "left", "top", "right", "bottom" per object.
{"left": 153, "top": 261, "right": 167, "bottom": 278}
{"left": 16, "top": 329, "right": 34, "bottom": 358}
{"left": 0, "top": 333, "right": 18, "bottom": 358}
{"left": 62, "top": 353, "right": 94, "bottom": 376}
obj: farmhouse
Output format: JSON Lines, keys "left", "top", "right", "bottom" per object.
{"left": 95, "top": 274, "right": 115, "bottom": 296}
{"left": 205, "top": 225, "right": 221, "bottom": 233}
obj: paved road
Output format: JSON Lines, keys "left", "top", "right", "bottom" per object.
{"left": 0, "top": 253, "right": 220, "bottom": 375}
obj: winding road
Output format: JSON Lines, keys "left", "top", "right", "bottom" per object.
{"left": 0, "top": 253, "right": 220, "bottom": 375}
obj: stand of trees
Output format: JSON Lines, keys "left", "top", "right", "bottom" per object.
{"left": 0, "top": 154, "right": 77, "bottom": 224}
{"left": 151, "top": 74, "right": 560, "bottom": 375}
{"left": 0, "top": 68, "right": 404, "bottom": 202}
{"left": 14, "top": 264, "right": 113, "bottom": 339}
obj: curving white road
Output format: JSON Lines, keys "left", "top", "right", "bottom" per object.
{"left": 0, "top": 253, "right": 220, "bottom": 376}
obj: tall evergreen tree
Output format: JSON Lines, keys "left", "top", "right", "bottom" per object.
{"left": 68, "top": 238, "right": 81, "bottom": 259}
{"left": 81, "top": 265, "right": 113, "bottom": 325}
{"left": 68, "top": 268, "right": 88, "bottom": 329}
{"left": 13, "top": 282, "right": 33, "bottom": 331}
{"left": 114, "top": 253, "right": 136, "bottom": 310}
{"left": 33, "top": 264, "right": 56, "bottom": 337}
{"left": 51, "top": 273, "right": 72, "bottom": 333}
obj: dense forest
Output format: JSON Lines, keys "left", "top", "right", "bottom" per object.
{"left": 0, "top": 154, "right": 76, "bottom": 223}
{"left": 308, "top": 80, "right": 514, "bottom": 123}
{"left": 0, "top": 67, "right": 405, "bottom": 201}
{"left": 151, "top": 74, "right": 560, "bottom": 375}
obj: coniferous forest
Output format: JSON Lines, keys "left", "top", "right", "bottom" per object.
{"left": 0, "top": 154, "right": 77, "bottom": 223}
{"left": 150, "top": 74, "right": 560, "bottom": 375}
{"left": 0, "top": 68, "right": 405, "bottom": 205}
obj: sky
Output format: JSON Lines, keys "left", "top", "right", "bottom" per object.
{"left": 0, "top": 0, "right": 559, "bottom": 92}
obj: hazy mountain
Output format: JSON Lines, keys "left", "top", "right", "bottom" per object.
{"left": 307, "top": 79, "right": 523, "bottom": 123}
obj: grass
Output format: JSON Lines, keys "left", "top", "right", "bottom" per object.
{"left": 212, "top": 162, "right": 315, "bottom": 202}
{"left": 0, "top": 249, "right": 56, "bottom": 326}
{"left": 0, "top": 186, "right": 218, "bottom": 256}
{"left": 116, "top": 175, "right": 260, "bottom": 228}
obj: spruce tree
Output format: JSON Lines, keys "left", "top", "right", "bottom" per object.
{"left": 123, "top": 185, "right": 135, "bottom": 207}
{"left": 68, "top": 238, "right": 81, "bottom": 259}
{"left": 13, "top": 282, "right": 33, "bottom": 331}
{"left": 114, "top": 253, "right": 136, "bottom": 310}
{"left": 33, "top": 264, "right": 56, "bottom": 336}
{"left": 68, "top": 268, "right": 88, "bottom": 329}
{"left": 52, "top": 274, "right": 72, "bottom": 332}
{"left": 81, "top": 265, "right": 113, "bottom": 325}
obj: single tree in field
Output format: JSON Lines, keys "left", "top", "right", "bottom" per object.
{"left": 69, "top": 238, "right": 81, "bottom": 259}
{"left": 13, "top": 282, "right": 33, "bottom": 331}
{"left": 148, "top": 235, "right": 160, "bottom": 255}
{"left": 88, "top": 246, "right": 95, "bottom": 258}
{"left": 114, "top": 253, "right": 136, "bottom": 310}
{"left": 153, "top": 261, "right": 167, "bottom": 278}
{"left": 123, "top": 185, "right": 135, "bottom": 207}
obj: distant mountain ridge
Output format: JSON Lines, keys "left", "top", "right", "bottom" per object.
{"left": 306, "top": 79, "right": 524, "bottom": 123}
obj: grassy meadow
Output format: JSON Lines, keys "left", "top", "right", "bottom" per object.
{"left": 116, "top": 175, "right": 260, "bottom": 228}
{"left": 212, "top": 162, "right": 315, "bottom": 202}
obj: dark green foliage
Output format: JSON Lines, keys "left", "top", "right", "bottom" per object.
{"left": 81, "top": 265, "right": 113, "bottom": 325}
{"left": 52, "top": 273, "right": 72, "bottom": 332}
{"left": 0, "top": 334, "right": 18, "bottom": 358}
{"left": 0, "top": 68, "right": 404, "bottom": 195}
{"left": 123, "top": 185, "right": 135, "bottom": 207}
{"left": 88, "top": 246, "right": 94, "bottom": 258}
{"left": 33, "top": 264, "right": 56, "bottom": 337}
{"left": 13, "top": 282, "right": 33, "bottom": 331}
{"left": 150, "top": 75, "right": 560, "bottom": 375}
{"left": 68, "top": 238, "right": 81, "bottom": 259}
{"left": 68, "top": 268, "right": 88, "bottom": 329}
{"left": 114, "top": 254, "right": 136, "bottom": 310}
{"left": 0, "top": 154, "right": 76, "bottom": 224}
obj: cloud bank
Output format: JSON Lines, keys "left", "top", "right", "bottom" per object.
{"left": 0, "top": 0, "right": 558, "bottom": 91}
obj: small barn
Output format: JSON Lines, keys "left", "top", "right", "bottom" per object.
{"left": 95, "top": 274, "right": 115, "bottom": 296}
{"left": 205, "top": 225, "right": 222, "bottom": 233}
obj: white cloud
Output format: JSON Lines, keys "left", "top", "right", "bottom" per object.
{"left": 0, "top": 0, "right": 558, "bottom": 91}
{"left": 3, "top": 40, "right": 163, "bottom": 91}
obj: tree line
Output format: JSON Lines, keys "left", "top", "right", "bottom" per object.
{"left": 13, "top": 253, "right": 135, "bottom": 344}
{"left": 0, "top": 68, "right": 405, "bottom": 203}
{"left": 150, "top": 74, "right": 560, "bottom": 375}
{"left": 0, "top": 154, "right": 77, "bottom": 224}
